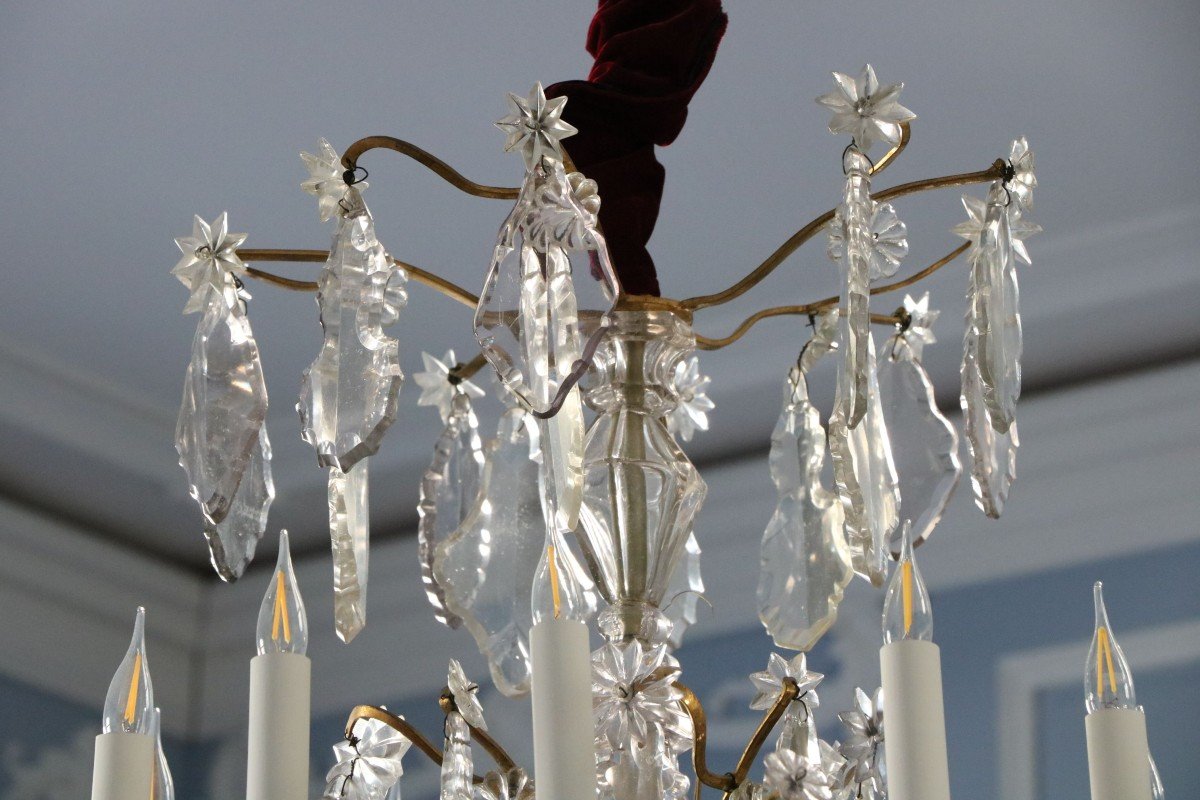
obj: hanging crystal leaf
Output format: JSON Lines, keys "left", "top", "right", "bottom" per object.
{"left": 877, "top": 294, "right": 961, "bottom": 555}
{"left": 476, "top": 85, "right": 620, "bottom": 529}
{"left": 960, "top": 328, "right": 1018, "bottom": 518}
{"left": 418, "top": 391, "right": 486, "bottom": 629}
{"left": 203, "top": 426, "right": 274, "bottom": 582}
{"left": 440, "top": 712, "right": 473, "bottom": 800}
{"left": 831, "top": 146, "right": 876, "bottom": 429}
{"left": 829, "top": 331, "right": 899, "bottom": 587}
{"left": 329, "top": 462, "right": 370, "bottom": 643}
{"left": 176, "top": 288, "right": 269, "bottom": 528}
{"left": 758, "top": 368, "right": 853, "bottom": 651}
{"left": 663, "top": 531, "right": 705, "bottom": 650}
{"left": 299, "top": 190, "right": 405, "bottom": 473}
{"left": 434, "top": 407, "right": 542, "bottom": 695}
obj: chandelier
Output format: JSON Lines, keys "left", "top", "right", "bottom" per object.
{"left": 85, "top": 5, "right": 1163, "bottom": 800}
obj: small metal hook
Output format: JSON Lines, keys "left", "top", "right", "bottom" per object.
{"left": 841, "top": 142, "right": 876, "bottom": 175}
{"left": 342, "top": 165, "right": 369, "bottom": 186}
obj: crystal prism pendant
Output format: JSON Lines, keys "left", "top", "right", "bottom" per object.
{"left": 877, "top": 306, "right": 961, "bottom": 554}
{"left": 434, "top": 407, "right": 543, "bottom": 695}
{"left": 440, "top": 712, "right": 473, "bottom": 800}
{"left": 176, "top": 290, "right": 269, "bottom": 527}
{"left": 418, "top": 391, "right": 486, "bottom": 629}
{"left": 663, "top": 531, "right": 705, "bottom": 650}
{"left": 299, "top": 192, "right": 405, "bottom": 473}
{"left": 328, "top": 462, "right": 370, "bottom": 643}
{"left": 961, "top": 321, "right": 1018, "bottom": 518}
{"left": 203, "top": 425, "right": 274, "bottom": 582}
{"left": 970, "top": 182, "right": 1023, "bottom": 434}
{"left": 758, "top": 368, "right": 853, "bottom": 651}
{"left": 829, "top": 330, "right": 899, "bottom": 587}
{"left": 832, "top": 146, "right": 876, "bottom": 429}
{"left": 578, "top": 310, "right": 707, "bottom": 645}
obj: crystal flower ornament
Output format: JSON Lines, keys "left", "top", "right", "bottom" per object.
{"left": 495, "top": 82, "right": 578, "bottom": 169}
{"left": 837, "top": 687, "right": 884, "bottom": 788}
{"left": 255, "top": 530, "right": 308, "bottom": 656}
{"left": 1006, "top": 137, "right": 1036, "bottom": 211}
{"left": 415, "top": 350, "right": 485, "bottom": 423}
{"left": 897, "top": 292, "right": 938, "bottom": 358}
{"left": 827, "top": 201, "right": 909, "bottom": 280}
{"left": 102, "top": 607, "right": 154, "bottom": 734}
{"left": 302, "top": 138, "right": 363, "bottom": 223}
{"left": 749, "top": 653, "right": 824, "bottom": 710}
{"left": 324, "top": 716, "right": 412, "bottom": 800}
{"left": 816, "top": 65, "right": 916, "bottom": 152}
{"left": 592, "top": 641, "right": 691, "bottom": 747}
{"left": 952, "top": 188, "right": 1041, "bottom": 268}
{"left": 666, "top": 356, "right": 715, "bottom": 442}
{"left": 447, "top": 659, "right": 488, "bottom": 730}
{"left": 882, "top": 523, "right": 933, "bottom": 643}
{"left": 764, "top": 748, "right": 834, "bottom": 800}
{"left": 1085, "top": 582, "right": 1136, "bottom": 712}
{"left": 172, "top": 212, "right": 248, "bottom": 314}
{"left": 149, "top": 707, "right": 175, "bottom": 800}
{"left": 475, "top": 769, "right": 535, "bottom": 800}
{"left": 328, "top": 463, "right": 370, "bottom": 642}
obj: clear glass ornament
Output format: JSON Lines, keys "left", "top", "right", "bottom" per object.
{"left": 578, "top": 309, "right": 706, "bottom": 645}
{"left": 324, "top": 716, "right": 412, "bottom": 800}
{"left": 666, "top": 356, "right": 715, "bottom": 442}
{"left": 149, "top": 707, "right": 175, "bottom": 800}
{"left": 882, "top": 523, "right": 932, "bottom": 643}
{"left": 960, "top": 326, "right": 1018, "bottom": 518}
{"left": 176, "top": 288, "right": 269, "bottom": 529}
{"left": 592, "top": 641, "right": 692, "bottom": 753}
{"left": 434, "top": 408, "right": 542, "bottom": 695}
{"left": 256, "top": 530, "right": 308, "bottom": 656}
{"left": 440, "top": 713, "right": 474, "bottom": 800}
{"left": 832, "top": 147, "right": 875, "bottom": 429}
{"left": 102, "top": 607, "right": 154, "bottom": 734}
{"left": 202, "top": 425, "right": 274, "bottom": 582}
{"left": 763, "top": 747, "right": 834, "bottom": 800}
{"left": 829, "top": 331, "right": 898, "bottom": 587}
{"left": 758, "top": 368, "right": 852, "bottom": 651}
{"left": 1085, "top": 582, "right": 1136, "bottom": 712}
{"left": 816, "top": 65, "right": 916, "bottom": 153}
{"left": 418, "top": 391, "right": 486, "bottom": 628}
{"left": 299, "top": 193, "right": 405, "bottom": 473}
{"left": 329, "top": 462, "right": 370, "bottom": 643}
{"left": 972, "top": 182, "right": 1022, "bottom": 434}
{"left": 877, "top": 298, "right": 961, "bottom": 555}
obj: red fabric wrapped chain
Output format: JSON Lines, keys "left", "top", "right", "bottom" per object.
{"left": 546, "top": 0, "right": 728, "bottom": 297}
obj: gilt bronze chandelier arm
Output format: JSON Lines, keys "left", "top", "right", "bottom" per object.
{"left": 680, "top": 159, "right": 1006, "bottom": 312}
{"left": 692, "top": 241, "right": 973, "bottom": 350}
{"left": 237, "top": 249, "right": 480, "bottom": 308}
{"left": 340, "top": 136, "right": 520, "bottom": 200}
{"left": 867, "top": 121, "right": 911, "bottom": 177}
{"left": 439, "top": 689, "right": 520, "bottom": 775}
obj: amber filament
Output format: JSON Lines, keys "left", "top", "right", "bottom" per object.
{"left": 124, "top": 651, "right": 141, "bottom": 727}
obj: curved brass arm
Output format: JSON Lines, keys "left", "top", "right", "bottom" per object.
{"left": 345, "top": 704, "right": 448, "bottom": 768}
{"left": 693, "top": 241, "right": 972, "bottom": 350}
{"left": 438, "top": 689, "right": 520, "bottom": 775}
{"left": 868, "top": 121, "right": 911, "bottom": 177}
{"left": 340, "top": 136, "right": 519, "bottom": 200}
{"left": 237, "top": 248, "right": 479, "bottom": 308}
{"left": 681, "top": 159, "right": 1005, "bottom": 311}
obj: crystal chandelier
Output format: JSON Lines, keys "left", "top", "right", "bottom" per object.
{"left": 86, "top": 7, "right": 1165, "bottom": 800}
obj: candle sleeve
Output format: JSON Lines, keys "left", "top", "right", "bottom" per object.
{"left": 91, "top": 732, "right": 154, "bottom": 800}
{"left": 880, "top": 639, "right": 951, "bottom": 800}
{"left": 530, "top": 618, "right": 595, "bottom": 800}
{"left": 1085, "top": 707, "right": 1151, "bottom": 800}
{"left": 247, "top": 652, "right": 311, "bottom": 800}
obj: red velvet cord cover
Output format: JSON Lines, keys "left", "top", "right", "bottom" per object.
{"left": 546, "top": 0, "right": 728, "bottom": 297}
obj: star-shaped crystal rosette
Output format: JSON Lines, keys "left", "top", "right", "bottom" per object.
{"left": 323, "top": 716, "right": 412, "bottom": 800}
{"left": 749, "top": 653, "right": 824, "bottom": 711}
{"left": 897, "top": 292, "right": 940, "bottom": 357}
{"left": 496, "top": 82, "right": 578, "bottom": 168}
{"left": 446, "top": 659, "right": 487, "bottom": 730}
{"left": 1006, "top": 137, "right": 1036, "bottom": 212}
{"left": 302, "top": 138, "right": 362, "bottom": 223}
{"left": 414, "top": 350, "right": 485, "bottom": 423}
{"left": 952, "top": 187, "right": 1043, "bottom": 265}
{"left": 837, "top": 687, "right": 885, "bottom": 788}
{"left": 172, "top": 213, "right": 248, "bottom": 314}
{"left": 816, "top": 65, "right": 916, "bottom": 152}
{"left": 827, "top": 201, "right": 909, "bottom": 280}
{"left": 764, "top": 748, "right": 835, "bottom": 800}
{"left": 667, "top": 356, "right": 716, "bottom": 442}
{"left": 592, "top": 641, "right": 691, "bottom": 748}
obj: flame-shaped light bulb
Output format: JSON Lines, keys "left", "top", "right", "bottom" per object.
{"left": 882, "top": 521, "right": 933, "bottom": 643}
{"left": 1085, "top": 581, "right": 1135, "bottom": 713}
{"left": 532, "top": 528, "right": 587, "bottom": 625}
{"left": 102, "top": 607, "right": 154, "bottom": 734}
{"left": 149, "top": 707, "right": 175, "bottom": 800}
{"left": 256, "top": 530, "right": 308, "bottom": 655}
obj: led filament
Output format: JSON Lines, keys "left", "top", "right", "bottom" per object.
{"left": 882, "top": 521, "right": 933, "bottom": 643}
{"left": 532, "top": 534, "right": 586, "bottom": 625}
{"left": 256, "top": 530, "right": 308, "bottom": 655}
{"left": 102, "top": 607, "right": 154, "bottom": 734}
{"left": 1084, "top": 581, "right": 1136, "bottom": 712}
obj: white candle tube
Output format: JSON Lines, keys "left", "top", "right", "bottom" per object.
{"left": 91, "top": 732, "right": 153, "bottom": 800}
{"left": 1085, "top": 707, "right": 1151, "bottom": 800}
{"left": 880, "top": 639, "right": 951, "bottom": 800}
{"left": 530, "top": 618, "right": 595, "bottom": 800}
{"left": 247, "top": 652, "right": 311, "bottom": 800}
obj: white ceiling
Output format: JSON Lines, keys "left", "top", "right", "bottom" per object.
{"left": 1, "top": 1, "right": 1197, "bottom": 573}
